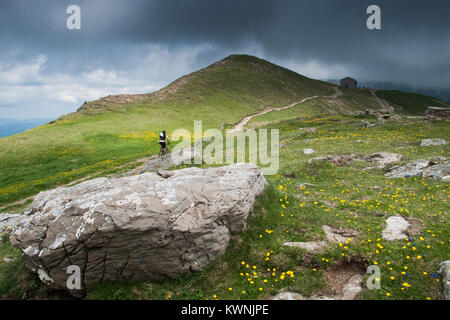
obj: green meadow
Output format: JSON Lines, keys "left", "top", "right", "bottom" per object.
{"left": 0, "top": 55, "right": 449, "bottom": 300}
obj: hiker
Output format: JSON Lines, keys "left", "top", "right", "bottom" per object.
{"left": 159, "top": 130, "right": 170, "bottom": 156}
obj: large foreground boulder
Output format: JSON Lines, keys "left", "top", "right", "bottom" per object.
{"left": 10, "top": 163, "right": 266, "bottom": 296}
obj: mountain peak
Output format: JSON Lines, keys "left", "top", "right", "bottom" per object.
{"left": 221, "top": 54, "right": 267, "bottom": 63}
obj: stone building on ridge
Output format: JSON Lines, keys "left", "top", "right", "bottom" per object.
{"left": 340, "top": 77, "right": 357, "bottom": 89}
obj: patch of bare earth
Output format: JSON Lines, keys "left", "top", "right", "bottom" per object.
{"left": 322, "top": 258, "right": 367, "bottom": 299}
{"left": 271, "top": 257, "right": 367, "bottom": 301}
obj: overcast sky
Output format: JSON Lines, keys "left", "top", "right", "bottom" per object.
{"left": 0, "top": 0, "right": 449, "bottom": 119}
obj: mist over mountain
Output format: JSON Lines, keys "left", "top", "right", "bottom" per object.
{"left": 327, "top": 79, "right": 450, "bottom": 103}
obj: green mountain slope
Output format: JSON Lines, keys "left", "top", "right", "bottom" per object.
{"left": 0, "top": 54, "right": 449, "bottom": 209}
{"left": 376, "top": 90, "right": 450, "bottom": 115}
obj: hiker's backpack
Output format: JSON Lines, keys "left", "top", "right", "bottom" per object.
{"left": 159, "top": 132, "right": 166, "bottom": 143}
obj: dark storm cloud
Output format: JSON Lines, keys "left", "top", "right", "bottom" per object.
{"left": 0, "top": 0, "right": 449, "bottom": 118}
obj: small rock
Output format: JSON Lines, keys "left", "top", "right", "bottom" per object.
{"left": 362, "top": 152, "right": 404, "bottom": 171}
{"left": 303, "top": 149, "right": 315, "bottom": 155}
{"left": 296, "top": 183, "right": 317, "bottom": 189}
{"left": 308, "top": 154, "right": 358, "bottom": 166}
{"left": 283, "top": 241, "right": 327, "bottom": 253}
{"left": 382, "top": 216, "right": 410, "bottom": 241}
{"left": 341, "top": 275, "right": 363, "bottom": 300}
{"left": 431, "top": 156, "right": 447, "bottom": 163}
{"left": 322, "top": 225, "right": 359, "bottom": 243}
{"left": 272, "top": 292, "right": 306, "bottom": 300}
{"left": 422, "top": 162, "right": 450, "bottom": 180}
{"left": 421, "top": 139, "right": 447, "bottom": 147}
{"left": 439, "top": 261, "right": 450, "bottom": 300}
{"left": 385, "top": 159, "right": 430, "bottom": 178}
{"left": 443, "top": 176, "right": 450, "bottom": 182}
{"left": 365, "top": 152, "right": 403, "bottom": 165}
{"left": 299, "top": 127, "right": 317, "bottom": 133}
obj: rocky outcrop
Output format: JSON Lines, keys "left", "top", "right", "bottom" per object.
{"left": 322, "top": 225, "right": 359, "bottom": 243}
{"left": 283, "top": 225, "right": 359, "bottom": 253}
{"left": 421, "top": 139, "right": 447, "bottom": 147}
{"left": 366, "top": 152, "right": 403, "bottom": 165}
{"left": 422, "top": 162, "right": 450, "bottom": 179}
{"left": 308, "top": 152, "right": 403, "bottom": 168}
{"left": 385, "top": 160, "right": 449, "bottom": 180}
{"left": 425, "top": 107, "right": 450, "bottom": 120}
{"left": 385, "top": 160, "right": 430, "bottom": 178}
{"left": 10, "top": 163, "right": 267, "bottom": 296}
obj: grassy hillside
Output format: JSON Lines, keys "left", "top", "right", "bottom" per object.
{"left": 1, "top": 55, "right": 449, "bottom": 211}
{"left": 376, "top": 90, "right": 450, "bottom": 115}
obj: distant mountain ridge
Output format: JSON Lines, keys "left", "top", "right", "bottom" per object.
{"left": 327, "top": 79, "right": 450, "bottom": 103}
{"left": 3, "top": 55, "right": 449, "bottom": 139}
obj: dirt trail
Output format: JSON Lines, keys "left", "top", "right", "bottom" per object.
{"left": 370, "top": 89, "right": 395, "bottom": 113}
{"left": 329, "top": 86, "right": 343, "bottom": 99}
{"left": 230, "top": 96, "right": 318, "bottom": 132}
{"left": 230, "top": 87, "right": 343, "bottom": 132}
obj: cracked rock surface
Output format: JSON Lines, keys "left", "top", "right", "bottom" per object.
{"left": 10, "top": 163, "right": 266, "bottom": 296}
{"left": 0, "top": 213, "right": 24, "bottom": 234}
